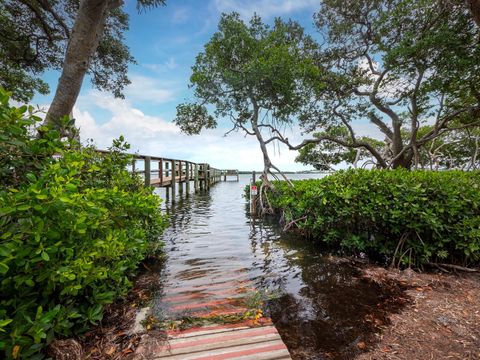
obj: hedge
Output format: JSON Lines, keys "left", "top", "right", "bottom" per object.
{"left": 264, "top": 169, "right": 480, "bottom": 267}
{"left": 0, "top": 89, "right": 168, "bottom": 359}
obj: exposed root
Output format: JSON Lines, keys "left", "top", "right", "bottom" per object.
{"left": 427, "top": 262, "right": 479, "bottom": 273}
{"left": 283, "top": 215, "right": 307, "bottom": 232}
{"left": 255, "top": 164, "right": 293, "bottom": 216}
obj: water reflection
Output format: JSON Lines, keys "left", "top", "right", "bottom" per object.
{"left": 153, "top": 175, "right": 404, "bottom": 359}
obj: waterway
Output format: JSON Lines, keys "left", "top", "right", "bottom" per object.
{"left": 152, "top": 175, "right": 402, "bottom": 359}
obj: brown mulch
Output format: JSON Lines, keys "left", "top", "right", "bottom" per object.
{"left": 79, "top": 262, "right": 165, "bottom": 360}
{"left": 357, "top": 266, "right": 480, "bottom": 360}
{"left": 49, "top": 259, "right": 480, "bottom": 360}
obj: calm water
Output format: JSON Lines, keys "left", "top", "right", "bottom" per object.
{"left": 152, "top": 174, "right": 401, "bottom": 359}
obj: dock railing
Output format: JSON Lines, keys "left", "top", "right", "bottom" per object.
{"left": 96, "top": 149, "right": 237, "bottom": 193}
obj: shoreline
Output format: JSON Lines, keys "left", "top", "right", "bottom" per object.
{"left": 69, "top": 256, "right": 480, "bottom": 360}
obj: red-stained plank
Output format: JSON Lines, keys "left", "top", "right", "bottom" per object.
{"left": 161, "top": 327, "right": 278, "bottom": 351}
{"left": 166, "top": 318, "right": 273, "bottom": 337}
{"left": 164, "top": 280, "right": 254, "bottom": 295}
{"left": 193, "top": 342, "right": 288, "bottom": 360}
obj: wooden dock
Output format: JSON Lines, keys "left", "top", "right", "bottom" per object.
{"left": 97, "top": 149, "right": 239, "bottom": 200}
{"left": 134, "top": 271, "right": 291, "bottom": 359}
{"left": 154, "top": 324, "right": 291, "bottom": 359}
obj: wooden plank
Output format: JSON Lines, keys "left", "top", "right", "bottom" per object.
{"left": 167, "top": 324, "right": 252, "bottom": 339}
{"left": 164, "top": 326, "right": 279, "bottom": 348}
{"left": 155, "top": 338, "right": 289, "bottom": 359}
{"left": 160, "top": 335, "right": 283, "bottom": 357}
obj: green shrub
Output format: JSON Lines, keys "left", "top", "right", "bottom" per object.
{"left": 264, "top": 169, "right": 480, "bottom": 267}
{"left": 0, "top": 89, "right": 168, "bottom": 359}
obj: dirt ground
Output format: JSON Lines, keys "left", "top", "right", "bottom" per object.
{"left": 357, "top": 266, "right": 480, "bottom": 360}
{"left": 78, "top": 261, "right": 165, "bottom": 360}
{"left": 55, "top": 261, "right": 480, "bottom": 360}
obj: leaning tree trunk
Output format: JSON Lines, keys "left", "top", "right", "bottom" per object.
{"left": 250, "top": 103, "right": 293, "bottom": 214}
{"left": 467, "top": 0, "right": 480, "bottom": 27}
{"left": 45, "top": 0, "right": 120, "bottom": 136}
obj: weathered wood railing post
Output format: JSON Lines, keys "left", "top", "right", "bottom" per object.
{"left": 206, "top": 164, "right": 211, "bottom": 190}
{"left": 185, "top": 162, "right": 190, "bottom": 194}
{"left": 194, "top": 164, "right": 199, "bottom": 192}
{"left": 144, "top": 156, "right": 151, "bottom": 186}
{"left": 178, "top": 160, "right": 183, "bottom": 195}
{"left": 171, "top": 159, "right": 177, "bottom": 201}
{"left": 159, "top": 158, "right": 163, "bottom": 186}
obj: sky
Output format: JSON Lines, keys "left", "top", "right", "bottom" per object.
{"left": 31, "top": 0, "right": 380, "bottom": 171}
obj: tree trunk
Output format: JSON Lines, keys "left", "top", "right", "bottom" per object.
{"left": 249, "top": 99, "right": 292, "bottom": 214}
{"left": 467, "top": 0, "right": 480, "bottom": 27}
{"left": 391, "top": 123, "right": 410, "bottom": 169}
{"left": 45, "top": 0, "right": 121, "bottom": 135}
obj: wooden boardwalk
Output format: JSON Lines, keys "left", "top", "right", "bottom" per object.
{"left": 155, "top": 324, "right": 291, "bottom": 359}
{"left": 97, "top": 149, "right": 239, "bottom": 200}
{"left": 135, "top": 272, "right": 291, "bottom": 359}
{"left": 117, "top": 149, "right": 289, "bottom": 358}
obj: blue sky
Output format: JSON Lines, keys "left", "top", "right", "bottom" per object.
{"left": 32, "top": 0, "right": 379, "bottom": 171}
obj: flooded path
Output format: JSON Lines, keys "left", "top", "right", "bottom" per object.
{"left": 151, "top": 175, "right": 405, "bottom": 359}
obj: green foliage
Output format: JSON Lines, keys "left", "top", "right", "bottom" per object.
{"left": 295, "top": 126, "right": 386, "bottom": 170}
{"left": 266, "top": 170, "right": 480, "bottom": 267}
{"left": 0, "top": 0, "right": 137, "bottom": 102}
{"left": 0, "top": 89, "right": 168, "bottom": 359}
{"left": 298, "top": 0, "right": 480, "bottom": 170}
{"left": 175, "top": 12, "right": 321, "bottom": 133}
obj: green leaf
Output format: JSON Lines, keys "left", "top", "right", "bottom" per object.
{"left": 0, "top": 262, "right": 9, "bottom": 274}
{"left": 0, "top": 319, "right": 13, "bottom": 330}
{"left": 41, "top": 252, "right": 50, "bottom": 261}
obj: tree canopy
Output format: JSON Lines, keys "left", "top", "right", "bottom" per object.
{"left": 178, "top": 1, "right": 480, "bottom": 175}
{"left": 0, "top": 0, "right": 136, "bottom": 102}
{"left": 175, "top": 13, "right": 322, "bottom": 196}
{"left": 294, "top": 0, "right": 480, "bottom": 169}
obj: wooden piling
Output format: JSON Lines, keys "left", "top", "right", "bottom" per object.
{"left": 178, "top": 161, "right": 183, "bottom": 195}
{"left": 94, "top": 148, "right": 238, "bottom": 197}
{"left": 144, "top": 156, "right": 151, "bottom": 186}
{"left": 206, "top": 164, "right": 211, "bottom": 190}
{"left": 159, "top": 158, "right": 163, "bottom": 186}
{"left": 194, "top": 163, "right": 199, "bottom": 192}
{"left": 171, "top": 159, "right": 176, "bottom": 201}
{"left": 185, "top": 162, "right": 190, "bottom": 194}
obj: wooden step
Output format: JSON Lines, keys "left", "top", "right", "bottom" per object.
{"left": 152, "top": 324, "right": 291, "bottom": 359}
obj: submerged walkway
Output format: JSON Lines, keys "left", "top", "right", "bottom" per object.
{"left": 133, "top": 177, "right": 292, "bottom": 359}
{"left": 144, "top": 266, "right": 290, "bottom": 359}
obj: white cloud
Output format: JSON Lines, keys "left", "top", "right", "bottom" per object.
{"left": 357, "top": 58, "right": 414, "bottom": 101}
{"left": 212, "top": 0, "right": 318, "bottom": 20}
{"left": 143, "top": 58, "right": 178, "bottom": 73}
{"left": 124, "top": 75, "right": 176, "bottom": 104}
{"left": 74, "top": 91, "right": 308, "bottom": 171}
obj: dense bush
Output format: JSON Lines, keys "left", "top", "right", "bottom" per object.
{"left": 0, "top": 89, "right": 168, "bottom": 359}
{"left": 264, "top": 169, "right": 480, "bottom": 267}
